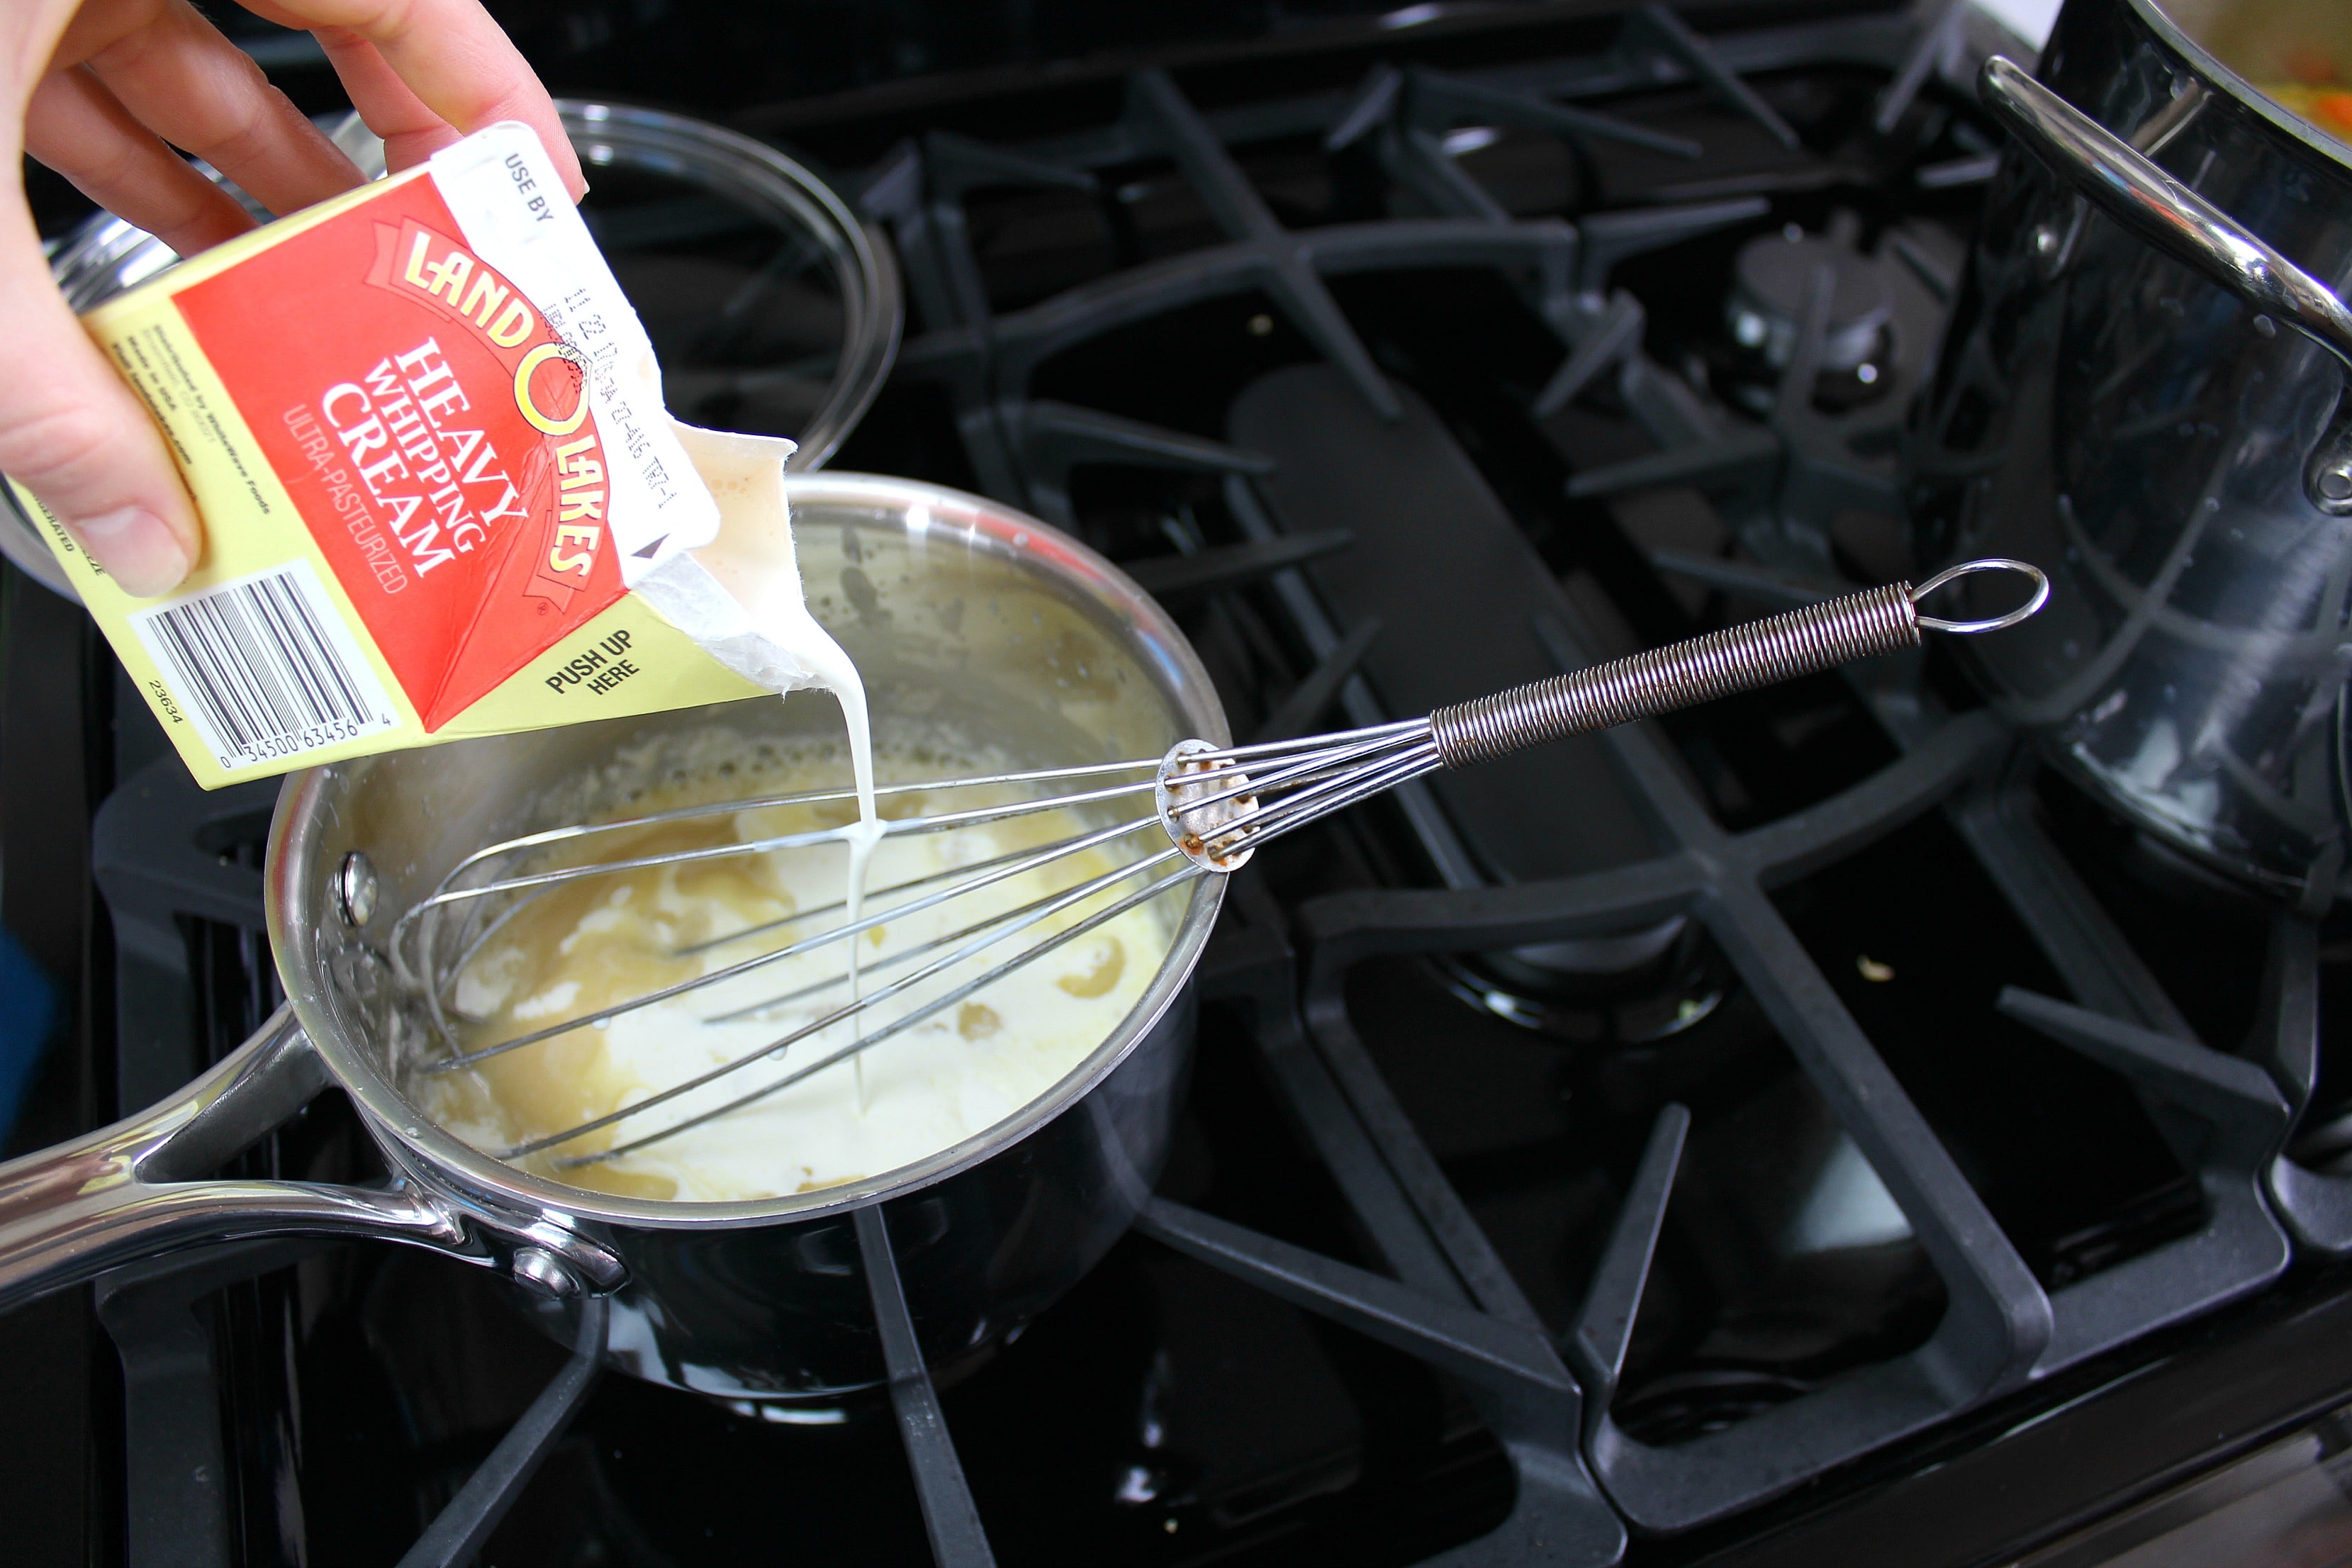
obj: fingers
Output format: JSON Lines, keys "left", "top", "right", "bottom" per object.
{"left": 245, "top": 0, "right": 583, "bottom": 197}
{"left": 40, "top": 0, "right": 573, "bottom": 224}
{"left": 75, "top": 0, "right": 362, "bottom": 217}
{"left": 0, "top": 192, "right": 198, "bottom": 595}
{"left": 0, "top": 0, "right": 570, "bottom": 607}
{"left": 25, "top": 67, "right": 254, "bottom": 256}
{"left": 310, "top": 26, "right": 467, "bottom": 179}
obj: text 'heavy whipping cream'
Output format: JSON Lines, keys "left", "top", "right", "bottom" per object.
{"left": 11, "top": 121, "right": 858, "bottom": 790}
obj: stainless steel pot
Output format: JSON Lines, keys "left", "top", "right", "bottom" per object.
{"left": 1908, "top": 1, "right": 2352, "bottom": 898}
{"left": 0, "top": 474, "right": 1228, "bottom": 1406}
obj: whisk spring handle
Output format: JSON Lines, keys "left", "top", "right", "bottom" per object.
{"left": 1429, "top": 582, "right": 1919, "bottom": 768}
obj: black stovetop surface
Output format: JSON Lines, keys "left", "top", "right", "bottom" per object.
{"left": 13, "top": 2, "right": 2352, "bottom": 1564}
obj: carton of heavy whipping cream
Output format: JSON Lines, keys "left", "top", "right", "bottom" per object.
{"left": 13, "top": 123, "right": 792, "bottom": 790}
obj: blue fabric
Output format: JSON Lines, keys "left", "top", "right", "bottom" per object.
{"left": 0, "top": 926, "right": 60, "bottom": 1148}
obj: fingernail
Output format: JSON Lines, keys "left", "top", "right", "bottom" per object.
{"left": 76, "top": 507, "right": 192, "bottom": 598}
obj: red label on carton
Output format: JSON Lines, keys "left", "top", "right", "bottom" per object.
{"left": 21, "top": 121, "right": 741, "bottom": 792}
{"left": 172, "top": 174, "right": 625, "bottom": 730}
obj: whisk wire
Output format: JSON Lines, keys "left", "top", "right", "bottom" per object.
{"left": 697, "top": 858, "right": 1135, "bottom": 1024}
{"left": 502, "top": 844, "right": 1192, "bottom": 1160}
{"left": 673, "top": 832, "right": 1084, "bottom": 960}
{"left": 433, "top": 756, "right": 1168, "bottom": 886}
{"left": 555, "top": 863, "right": 1203, "bottom": 1168}
{"left": 426, "top": 810, "right": 1165, "bottom": 1073}
{"left": 1167, "top": 727, "right": 1442, "bottom": 860}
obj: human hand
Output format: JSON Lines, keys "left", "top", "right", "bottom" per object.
{"left": 1, "top": 0, "right": 583, "bottom": 597}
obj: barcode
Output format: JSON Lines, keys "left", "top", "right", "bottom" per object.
{"left": 130, "top": 561, "right": 397, "bottom": 771}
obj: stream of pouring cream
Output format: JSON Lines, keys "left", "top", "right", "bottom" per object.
{"left": 644, "top": 423, "right": 887, "bottom": 1109}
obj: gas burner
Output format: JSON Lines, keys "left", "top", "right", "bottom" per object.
{"left": 1431, "top": 923, "right": 1731, "bottom": 1045}
{"left": 1723, "top": 213, "right": 1895, "bottom": 413}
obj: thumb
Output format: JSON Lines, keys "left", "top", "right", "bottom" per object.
{"left": 0, "top": 186, "right": 198, "bottom": 598}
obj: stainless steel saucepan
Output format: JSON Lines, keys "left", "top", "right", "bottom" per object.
{"left": 0, "top": 474, "right": 1226, "bottom": 1406}
{"left": 1910, "top": 0, "right": 2352, "bottom": 898}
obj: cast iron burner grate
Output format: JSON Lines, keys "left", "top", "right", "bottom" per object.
{"left": 75, "top": 3, "right": 2352, "bottom": 1564}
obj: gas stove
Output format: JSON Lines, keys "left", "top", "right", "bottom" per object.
{"left": 11, "top": 1, "right": 2352, "bottom": 1564}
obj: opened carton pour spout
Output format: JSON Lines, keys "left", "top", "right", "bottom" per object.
{"left": 11, "top": 121, "right": 845, "bottom": 790}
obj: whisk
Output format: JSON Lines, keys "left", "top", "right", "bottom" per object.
{"left": 391, "top": 557, "right": 2046, "bottom": 1172}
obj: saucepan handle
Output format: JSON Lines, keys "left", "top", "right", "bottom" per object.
{"left": 0, "top": 1004, "right": 623, "bottom": 1315}
{"left": 1978, "top": 56, "right": 2352, "bottom": 372}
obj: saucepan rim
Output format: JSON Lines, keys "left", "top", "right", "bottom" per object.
{"left": 266, "top": 471, "right": 1230, "bottom": 1231}
{"left": 2127, "top": 0, "right": 2352, "bottom": 174}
